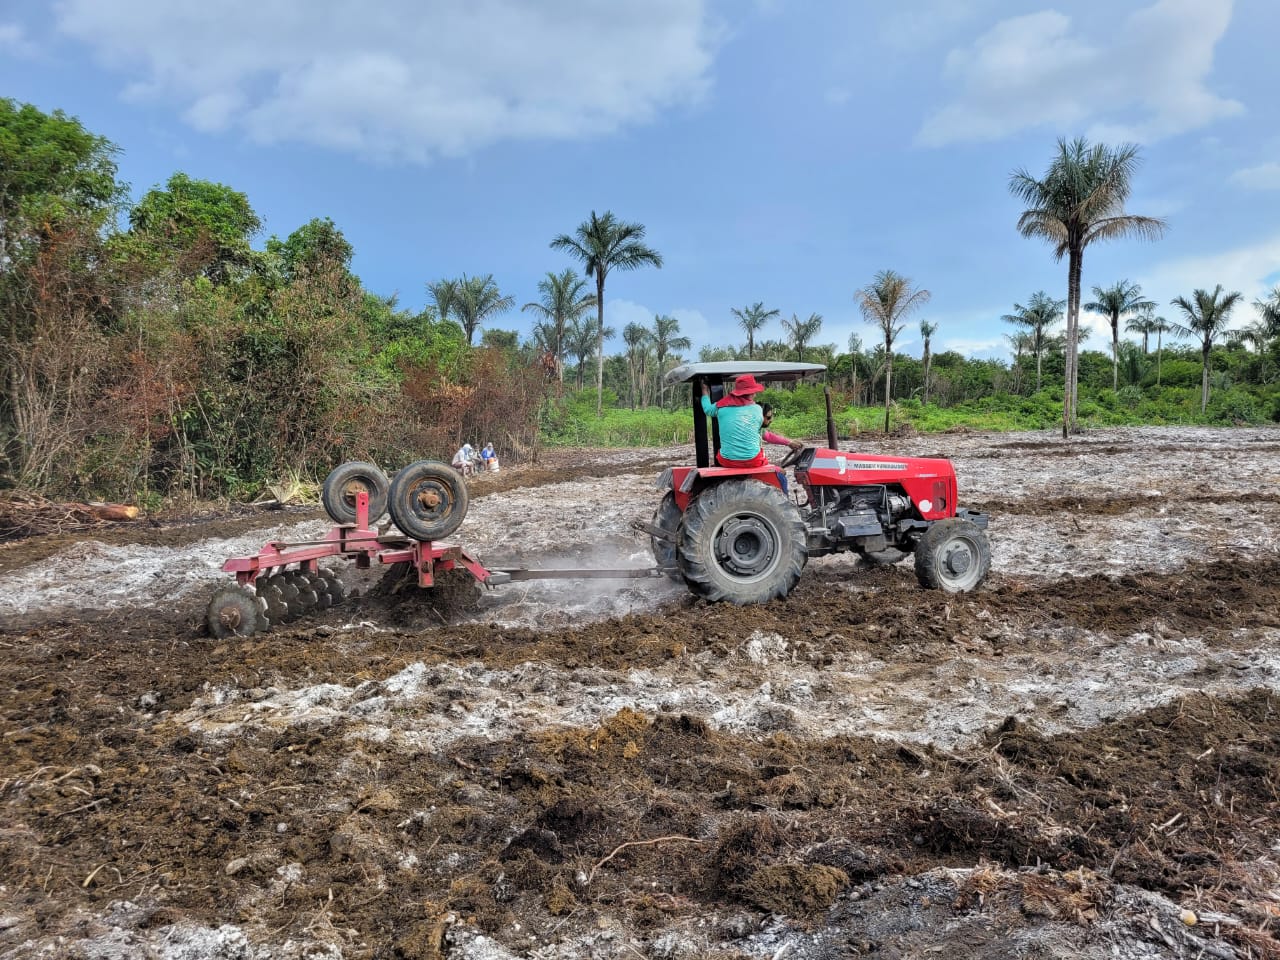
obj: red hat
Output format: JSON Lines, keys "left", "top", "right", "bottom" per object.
{"left": 730, "top": 374, "right": 765, "bottom": 396}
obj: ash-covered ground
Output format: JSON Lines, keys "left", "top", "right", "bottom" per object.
{"left": 2, "top": 427, "right": 1279, "bottom": 959}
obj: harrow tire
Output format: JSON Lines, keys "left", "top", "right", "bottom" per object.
{"left": 388, "top": 460, "right": 469, "bottom": 542}
{"left": 914, "top": 518, "right": 991, "bottom": 593}
{"left": 649, "top": 492, "right": 684, "bottom": 581}
{"left": 679, "top": 480, "right": 807, "bottom": 605}
{"left": 322, "top": 461, "right": 390, "bottom": 525}
{"left": 206, "top": 586, "right": 262, "bottom": 639}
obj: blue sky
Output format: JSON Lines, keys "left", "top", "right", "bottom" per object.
{"left": 2, "top": 0, "right": 1278, "bottom": 360}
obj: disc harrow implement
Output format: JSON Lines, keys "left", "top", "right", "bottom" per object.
{"left": 206, "top": 459, "right": 660, "bottom": 639}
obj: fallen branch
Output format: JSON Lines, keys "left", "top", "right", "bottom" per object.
{"left": 586, "top": 835, "right": 707, "bottom": 885}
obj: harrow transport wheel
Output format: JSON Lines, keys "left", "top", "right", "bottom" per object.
{"left": 914, "top": 518, "right": 991, "bottom": 593}
{"left": 679, "top": 480, "right": 807, "bottom": 604}
{"left": 388, "top": 460, "right": 469, "bottom": 541}
{"left": 206, "top": 586, "right": 262, "bottom": 639}
{"left": 650, "top": 492, "right": 684, "bottom": 581}
{"left": 322, "top": 461, "right": 390, "bottom": 525}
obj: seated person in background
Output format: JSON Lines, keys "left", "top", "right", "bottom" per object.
{"left": 451, "top": 442, "right": 476, "bottom": 476}
{"left": 700, "top": 375, "right": 767, "bottom": 468}
{"left": 479, "top": 442, "right": 498, "bottom": 471}
{"left": 760, "top": 403, "right": 804, "bottom": 453}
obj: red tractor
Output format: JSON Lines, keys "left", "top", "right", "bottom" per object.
{"left": 647, "top": 362, "right": 990, "bottom": 604}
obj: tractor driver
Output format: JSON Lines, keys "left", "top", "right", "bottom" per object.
{"left": 760, "top": 403, "right": 804, "bottom": 454}
{"left": 701, "top": 375, "right": 770, "bottom": 468}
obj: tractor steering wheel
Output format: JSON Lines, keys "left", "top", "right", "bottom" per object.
{"left": 778, "top": 446, "right": 806, "bottom": 469}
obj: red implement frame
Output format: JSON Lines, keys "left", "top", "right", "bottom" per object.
{"left": 221, "top": 490, "right": 494, "bottom": 589}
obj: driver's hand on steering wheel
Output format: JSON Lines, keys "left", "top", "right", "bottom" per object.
{"left": 788, "top": 440, "right": 803, "bottom": 451}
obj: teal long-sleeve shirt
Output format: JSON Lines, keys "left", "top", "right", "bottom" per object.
{"left": 701, "top": 395, "right": 763, "bottom": 460}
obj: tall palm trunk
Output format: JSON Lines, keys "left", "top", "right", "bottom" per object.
{"left": 593, "top": 271, "right": 606, "bottom": 418}
{"left": 1111, "top": 321, "right": 1120, "bottom": 391}
{"left": 1200, "top": 344, "right": 1211, "bottom": 412}
{"left": 1065, "top": 246, "right": 1083, "bottom": 439}
{"left": 1156, "top": 331, "right": 1163, "bottom": 386}
{"left": 883, "top": 336, "right": 894, "bottom": 432}
{"left": 922, "top": 348, "right": 932, "bottom": 406}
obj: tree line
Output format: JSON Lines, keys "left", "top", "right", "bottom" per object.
{"left": 3, "top": 98, "right": 1279, "bottom": 503}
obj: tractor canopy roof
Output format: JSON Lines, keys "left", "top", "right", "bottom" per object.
{"left": 663, "top": 361, "right": 826, "bottom": 386}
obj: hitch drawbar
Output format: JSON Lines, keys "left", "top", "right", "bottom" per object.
{"left": 488, "top": 567, "right": 664, "bottom": 585}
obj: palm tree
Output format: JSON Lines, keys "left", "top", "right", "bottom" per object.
{"left": 448, "top": 274, "right": 514, "bottom": 346}
{"left": 1124, "top": 305, "right": 1161, "bottom": 354}
{"left": 730, "top": 302, "right": 780, "bottom": 359}
{"left": 1002, "top": 291, "right": 1064, "bottom": 393}
{"left": 919, "top": 320, "right": 938, "bottom": 405}
{"left": 565, "top": 314, "right": 597, "bottom": 391}
{"left": 621, "top": 322, "right": 650, "bottom": 408}
{"left": 1009, "top": 137, "right": 1165, "bottom": 437}
{"left": 1257, "top": 285, "right": 1280, "bottom": 334}
{"left": 521, "top": 269, "right": 596, "bottom": 382}
{"left": 1083, "top": 280, "right": 1154, "bottom": 390}
{"left": 550, "top": 211, "right": 663, "bottom": 417}
{"left": 1150, "top": 314, "right": 1174, "bottom": 386}
{"left": 781, "top": 312, "right": 823, "bottom": 362}
{"left": 651, "top": 314, "right": 691, "bottom": 407}
{"left": 426, "top": 277, "right": 459, "bottom": 328}
{"left": 857, "top": 269, "right": 931, "bottom": 432}
{"left": 1004, "top": 331, "right": 1032, "bottom": 393}
{"left": 1169, "top": 285, "right": 1243, "bottom": 411}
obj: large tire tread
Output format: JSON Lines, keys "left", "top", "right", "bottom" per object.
{"left": 679, "top": 480, "right": 806, "bottom": 605}
{"left": 650, "top": 492, "right": 684, "bottom": 581}
{"left": 322, "top": 461, "right": 390, "bottom": 525}
{"left": 913, "top": 518, "right": 991, "bottom": 592}
{"left": 388, "top": 460, "right": 469, "bottom": 541}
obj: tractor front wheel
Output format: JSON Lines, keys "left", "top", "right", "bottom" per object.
{"left": 679, "top": 480, "right": 806, "bottom": 604}
{"left": 388, "top": 460, "right": 469, "bottom": 541}
{"left": 650, "top": 492, "right": 684, "bottom": 581}
{"left": 913, "top": 518, "right": 991, "bottom": 592}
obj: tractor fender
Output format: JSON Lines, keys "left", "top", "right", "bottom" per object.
{"left": 670, "top": 465, "right": 787, "bottom": 511}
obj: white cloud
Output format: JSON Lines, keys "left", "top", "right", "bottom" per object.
{"left": 918, "top": 0, "right": 1241, "bottom": 146}
{"left": 945, "top": 336, "right": 1009, "bottom": 359}
{"left": 1138, "top": 233, "right": 1280, "bottom": 326}
{"left": 52, "top": 0, "right": 717, "bottom": 162}
{"left": 1230, "top": 162, "right": 1280, "bottom": 191}
{"left": 0, "top": 21, "right": 38, "bottom": 57}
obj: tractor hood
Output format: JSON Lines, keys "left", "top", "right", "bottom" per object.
{"left": 664, "top": 361, "right": 826, "bottom": 385}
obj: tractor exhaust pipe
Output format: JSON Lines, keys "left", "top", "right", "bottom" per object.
{"left": 824, "top": 386, "right": 838, "bottom": 450}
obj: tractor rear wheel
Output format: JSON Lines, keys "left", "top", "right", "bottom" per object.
{"left": 388, "top": 460, "right": 470, "bottom": 541}
{"left": 649, "top": 492, "right": 684, "bottom": 581}
{"left": 206, "top": 586, "right": 262, "bottom": 639}
{"left": 913, "top": 518, "right": 991, "bottom": 592}
{"left": 322, "top": 462, "right": 389, "bottom": 525}
{"left": 679, "top": 480, "right": 807, "bottom": 604}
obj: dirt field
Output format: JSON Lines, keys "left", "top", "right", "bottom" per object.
{"left": 2, "top": 426, "right": 1279, "bottom": 959}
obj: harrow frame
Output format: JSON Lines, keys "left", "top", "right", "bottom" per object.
{"left": 220, "top": 490, "right": 492, "bottom": 590}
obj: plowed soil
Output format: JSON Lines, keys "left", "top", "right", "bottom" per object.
{"left": 2, "top": 427, "right": 1279, "bottom": 960}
